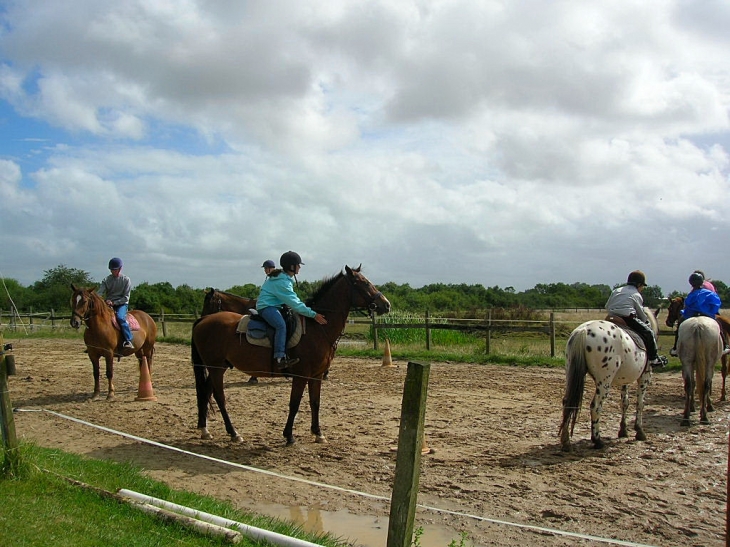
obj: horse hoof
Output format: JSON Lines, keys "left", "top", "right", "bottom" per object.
{"left": 315, "top": 435, "right": 327, "bottom": 444}
{"left": 106, "top": 394, "right": 115, "bottom": 402}
{"left": 635, "top": 432, "right": 647, "bottom": 442}
{"left": 90, "top": 393, "right": 101, "bottom": 402}
{"left": 200, "top": 430, "right": 212, "bottom": 440}
{"left": 700, "top": 418, "right": 710, "bottom": 425}
{"left": 560, "top": 443, "right": 572, "bottom": 453}
{"left": 247, "top": 377, "right": 258, "bottom": 385}
{"left": 285, "top": 437, "right": 295, "bottom": 446}
{"left": 680, "top": 418, "right": 690, "bottom": 427}
{"left": 592, "top": 440, "right": 604, "bottom": 450}
{"left": 232, "top": 435, "right": 243, "bottom": 443}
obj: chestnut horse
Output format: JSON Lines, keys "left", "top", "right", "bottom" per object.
{"left": 559, "top": 307, "right": 659, "bottom": 451}
{"left": 191, "top": 265, "right": 390, "bottom": 445}
{"left": 666, "top": 296, "right": 728, "bottom": 401}
{"left": 70, "top": 285, "right": 157, "bottom": 401}
{"left": 201, "top": 288, "right": 256, "bottom": 316}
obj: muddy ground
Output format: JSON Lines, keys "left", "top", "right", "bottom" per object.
{"left": 5, "top": 338, "right": 728, "bottom": 546}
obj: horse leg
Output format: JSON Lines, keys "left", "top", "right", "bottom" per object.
{"left": 104, "top": 352, "right": 115, "bottom": 401}
{"left": 195, "top": 366, "right": 213, "bottom": 440}
{"left": 307, "top": 377, "right": 326, "bottom": 443}
{"left": 618, "top": 385, "right": 629, "bottom": 439}
{"left": 633, "top": 370, "right": 651, "bottom": 442}
{"left": 209, "top": 372, "right": 242, "bottom": 442}
{"left": 589, "top": 382, "right": 609, "bottom": 449}
{"left": 681, "top": 369, "right": 693, "bottom": 426}
{"left": 283, "top": 376, "right": 307, "bottom": 445}
{"left": 699, "top": 377, "right": 711, "bottom": 425}
{"left": 89, "top": 353, "right": 102, "bottom": 401}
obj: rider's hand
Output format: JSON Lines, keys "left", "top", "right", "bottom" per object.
{"left": 314, "top": 313, "right": 327, "bottom": 325}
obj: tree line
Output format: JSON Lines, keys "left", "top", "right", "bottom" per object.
{"left": 2, "top": 264, "right": 728, "bottom": 317}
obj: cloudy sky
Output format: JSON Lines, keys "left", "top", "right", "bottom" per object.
{"left": 1, "top": 1, "right": 729, "bottom": 296}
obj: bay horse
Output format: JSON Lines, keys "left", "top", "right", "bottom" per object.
{"left": 191, "top": 265, "right": 390, "bottom": 445}
{"left": 676, "top": 316, "right": 722, "bottom": 426}
{"left": 201, "top": 288, "right": 262, "bottom": 384}
{"left": 559, "top": 308, "right": 659, "bottom": 451}
{"left": 70, "top": 284, "right": 157, "bottom": 401}
{"left": 201, "top": 288, "right": 256, "bottom": 316}
{"left": 667, "top": 296, "right": 728, "bottom": 401}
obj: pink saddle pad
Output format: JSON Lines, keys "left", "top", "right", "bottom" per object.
{"left": 112, "top": 314, "right": 141, "bottom": 331}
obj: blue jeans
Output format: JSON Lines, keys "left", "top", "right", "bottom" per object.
{"left": 114, "top": 304, "right": 133, "bottom": 343}
{"left": 259, "top": 306, "right": 286, "bottom": 359}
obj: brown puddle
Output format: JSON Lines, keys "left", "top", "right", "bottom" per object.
{"left": 248, "top": 500, "right": 461, "bottom": 546}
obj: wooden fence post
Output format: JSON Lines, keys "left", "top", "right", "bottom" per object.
{"left": 51, "top": 309, "right": 56, "bottom": 328}
{"left": 372, "top": 314, "right": 378, "bottom": 351}
{"left": 387, "top": 361, "right": 430, "bottom": 547}
{"left": 485, "top": 310, "right": 492, "bottom": 354}
{"left": 550, "top": 312, "right": 556, "bottom": 357}
{"left": 160, "top": 308, "right": 167, "bottom": 337}
{"left": 425, "top": 310, "right": 431, "bottom": 351}
{"left": 29, "top": 307, "right": 33, "bottom": 331}
{"left": 0, "top": 334, "right": 20, "bottom": 475}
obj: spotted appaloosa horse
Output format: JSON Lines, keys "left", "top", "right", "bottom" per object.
{"left": 677, "top": 316, "right": 722, "bottom": 426}
{"left": 559, "top": 308, "right": 659, "bottom": 451}
{"left": 667, "top": 296, "right": 729, "bottom": 401}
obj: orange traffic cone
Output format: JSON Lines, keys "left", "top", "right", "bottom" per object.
{"left": 421, "top": 434, "right": 435, "bottom": 455}
{"left": 135, "top": 358, "right": 157, "bottom": 402}
{"left": 382, "top": 339, "right": 394, "bottom": 367}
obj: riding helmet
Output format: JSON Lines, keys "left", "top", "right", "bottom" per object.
{"left": 626, "top": 270, "right": 646, "bottom": 286}
{"left": 689, "top": 272, "right": 704, "bottom": 289}
{"left": 108, "top": 257, "right": 123, "bottom": 270}
{"left": 280, "top": 251, "right": 304, "bottom": 272}
{"left": 261, "top": 259, "right": 276, "bottom": 269}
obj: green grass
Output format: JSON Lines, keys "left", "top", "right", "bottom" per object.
{"left": 0, "top": 443, "right": 345, "bottom": 547}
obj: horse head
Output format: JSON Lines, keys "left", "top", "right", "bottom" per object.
{"left": 69, "top": 284, "right": 101, "bottom": 329}
{"left": 666, "top": 297, "right": 684, "bottom": 328}
{"left": 345, "top": 265, "right": 391, "bottom": 316}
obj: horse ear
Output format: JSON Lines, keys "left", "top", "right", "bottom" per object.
{"left": 345, "top": 265, "right": 353, "bottom": 276}
{"left": 71, "top": 283, "right": 77, "bottom": 291}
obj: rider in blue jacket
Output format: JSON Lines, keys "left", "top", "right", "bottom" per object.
{"left": 256, "top": 251, "right": 327, "bottom": 370}
{"left": 670, "top": 271, "right": 729, "bottom": 356}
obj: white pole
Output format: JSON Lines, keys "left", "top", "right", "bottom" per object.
{"left": 118, "top": 489, "right": 322, "bottom": 547}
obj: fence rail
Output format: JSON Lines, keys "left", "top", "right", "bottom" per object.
{"left": 2, "top": 308, "right": 678, "bottom": 359}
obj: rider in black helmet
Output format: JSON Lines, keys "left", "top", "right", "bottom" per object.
{"left": 97, "top": 257, "right": 134, "bottom": 350}
{"left": 605, "top": 270, "right": 667, "bottom": 368}
{"left": 255, "top": 251, "right": 327, "bottom": 370}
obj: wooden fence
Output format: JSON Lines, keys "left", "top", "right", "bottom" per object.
{"left": 2, "top": 308, "right": 677, "bottom": 359}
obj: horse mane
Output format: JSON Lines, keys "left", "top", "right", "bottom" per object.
{"left": 85, "top": 288, "right": 113, "bottom": 320}
{"left": 305, "top": 272, "right": 345, "bottom": 307}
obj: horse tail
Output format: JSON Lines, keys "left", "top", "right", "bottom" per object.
{"left": 191, "top": 319, "right": 210, "bottom": 415}
{"left": 559, "top": 326, "right": 588, "bottom": 439}
{"left": 694, "top": 322, "right": 708, "bottom": 389}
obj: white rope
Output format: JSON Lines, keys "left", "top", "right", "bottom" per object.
{"left": 17, "top": 408, "right": 659, "bottom": 547}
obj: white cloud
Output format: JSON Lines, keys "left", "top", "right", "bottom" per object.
{"left": 0, "top": 0, "right": 729, "bottom": 295}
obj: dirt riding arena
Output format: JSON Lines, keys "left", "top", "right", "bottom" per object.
{"left": 6, "top": 338, "right": 728, "bottom": 546}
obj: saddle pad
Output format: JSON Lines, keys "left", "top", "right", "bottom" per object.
{"left": 112, "top": 314, "right": 140, "bottom": 331}
{"left": 236, "top": 314, "right": 304, "bottom": 349}
{"left": 604, "top": 315, "right": 646, "bottom": 352}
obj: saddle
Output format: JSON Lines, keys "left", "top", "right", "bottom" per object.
{"left": 236, "top": 308, "right": 304, "bottom": 349}
{"left": 111, "top": 314, "right": 140, "bottom": 331}
{"left": 604, "top": 314, "right": 646, "bottom": 352}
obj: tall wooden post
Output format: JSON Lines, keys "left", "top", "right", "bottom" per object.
{"left": 0, "top": 334, "right": 20, "bottom": 475}
{"left": 372, "top": 314, "right": 378, "bottom": 351}
{"left": 387, "top": 361, "right": 430, "bottom": 547}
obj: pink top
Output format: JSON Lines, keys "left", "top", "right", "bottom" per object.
{"left": 703, "top": 280, "right": 716, "bottom": 293}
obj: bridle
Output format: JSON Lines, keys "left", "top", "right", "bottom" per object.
{"left": 71, "top": 292, "right": 94, "bottom": 325}
{"left": 347, "top": 273, "right": 385, "bottom": 317}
